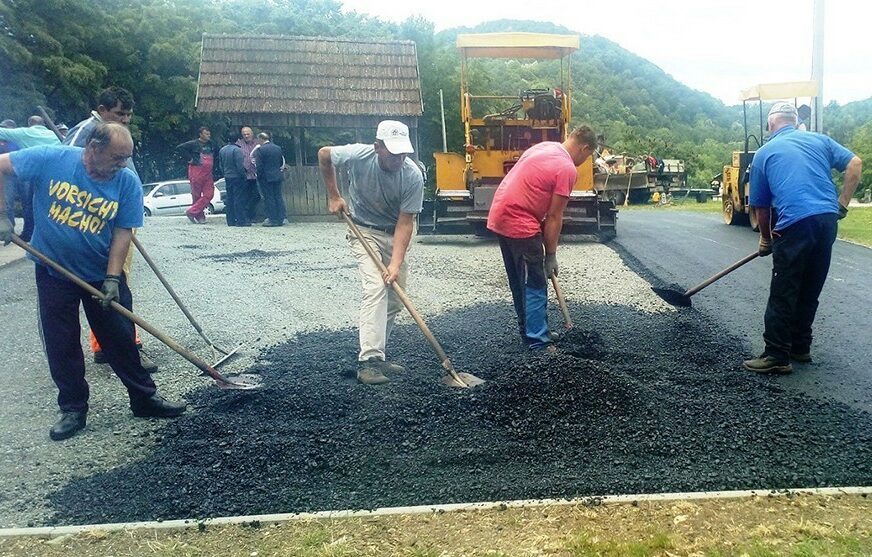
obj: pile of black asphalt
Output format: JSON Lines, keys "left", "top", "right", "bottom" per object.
{"left": 48, "top": 301, "right": 872, "bottom": 525}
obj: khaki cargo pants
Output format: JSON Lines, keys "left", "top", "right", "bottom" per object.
{"left": 347, "top": 224, "right": 411, "bottom": 362}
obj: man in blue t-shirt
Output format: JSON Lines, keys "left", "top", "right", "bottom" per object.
{"left": 743, "top": 102, "right": 863, "bottom": 375}
{"left": 0, "top": 122, "right": 186, "bottom": 441}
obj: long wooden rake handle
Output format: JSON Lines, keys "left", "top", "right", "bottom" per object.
{"left": 550, "top": 275, "right": 574, "bottom": 329}
{"left": 341, "top": 213, "right": 468, "bottom": 388}
{"left": 685, "top": 251, "right": 759, "bottom": 297}
{"left": 131, "top": 235, "right": 229, "bottom": 354}
{"left": 11, "top": 235, "right": 239, "bottom": 387}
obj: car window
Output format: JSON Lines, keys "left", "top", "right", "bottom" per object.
{"left": 142, "top": 183, "right": 157, "bottom": 196}
{"left": 174, "top": 182, "right": 192, "bottom": 195}
{"left": 154, "top": 184, "right": 174, "bottom": 196}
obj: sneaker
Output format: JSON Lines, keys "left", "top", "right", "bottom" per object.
{"left": 549, "top": 331, "right": 561, "bottom": 341}
{"left": 186, "top": 214, "right": 198, "bottom": 224}
{"left": 356, "top": 367, "right": 390, "bottom": 385}
{"left": 93, "top": 351, "right": 107, "bottom": 365}
{"left": 130, "top": 394, "right": 187, "bottom": 418}
{"left": 790, "top": 351, "right": 812, "bottom": 363}
{"left": 742, "top": 354, "right": 792, "bottom": 374}
{"left": 49, "top": 411, "right": 87, "bottom": 441}
{"left": 139, "top": 350, "right": 158, "bottom": 373}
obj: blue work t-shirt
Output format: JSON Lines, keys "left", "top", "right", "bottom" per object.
{"left": 10, "top": 145, "right": 144, "bottom": 282}
{"left": 749, "top": 126, "right": 855, "bottom": 230}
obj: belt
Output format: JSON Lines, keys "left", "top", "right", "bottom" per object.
{"left": 351, "top": 216, "right": 395, "bottom": 235}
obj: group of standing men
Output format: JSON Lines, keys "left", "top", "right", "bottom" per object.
{"left": 176, "top": 127, "right": 287, "bottom": 227}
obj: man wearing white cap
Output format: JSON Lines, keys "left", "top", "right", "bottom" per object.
{"left": 743, "top": 102, "right": 862, "bottom": 375}
{"left": 318, "top": 120, "right": 424, "bottom": 385}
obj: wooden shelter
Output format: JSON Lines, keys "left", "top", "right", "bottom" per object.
{"left": 195, "top": 34, "right": 423, "bottom": 216}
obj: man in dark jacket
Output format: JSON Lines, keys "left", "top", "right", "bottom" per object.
{"left": 175, "top": 127, "right": 219, "bottom": 224}
{"left": 219, "top": 131, "right": 249, "bottom": 226}
{"left": 252, "top": 132, "right": 286, "bottom": 227}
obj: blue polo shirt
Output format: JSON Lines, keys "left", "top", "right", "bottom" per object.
{"left": 749, "top": 126, "right": 855, "bottom": 231}
{"left": 10, "top": 145, "right": 144, "bottom": 282}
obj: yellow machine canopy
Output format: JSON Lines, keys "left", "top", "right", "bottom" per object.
{"left": 456, "top": 33, "right": 579, "bottom": 59}
{"left": 740, "top": 80, "right": 819, "bottom": 102}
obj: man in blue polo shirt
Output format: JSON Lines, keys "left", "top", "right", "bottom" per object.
{"left": 743, "top": 102, "right": 862, "bottom": 374}
{"left": 0, "top": 122, "right": 186, "bottom": 441}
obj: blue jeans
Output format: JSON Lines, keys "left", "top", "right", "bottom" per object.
{"left": 497, "top": 233, "right": 552, "bottom": 349}
{"left": 763, "top": 213, "right": 838, "bottom": 360}
{"left": 4, "top": 177, "right": 34, "bottom": 242}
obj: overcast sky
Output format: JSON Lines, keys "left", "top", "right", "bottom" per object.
{"left": 339, "top": 0, "right": 870, "bottom": 106}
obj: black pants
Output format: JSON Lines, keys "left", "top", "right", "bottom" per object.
{"left": 763, "top": 213, "right": 838, "bottom": 360}
{"left": 36, "top": 264, "right": 156, "bottom": 413}
{"left": 259, "top": 178, "right": 286, "bottom": 225}
{"left": 245, "top": 178, "right": 261, "bottom": 222}
{"left": 224, "top": 176, "right": 249, "bottom": 226}
{"left": 497, "top": 233, "right": 551, "bottom": 349}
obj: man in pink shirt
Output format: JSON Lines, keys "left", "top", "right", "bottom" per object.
{"left": 486, "top": 125, "right": 598, "bottom": 351}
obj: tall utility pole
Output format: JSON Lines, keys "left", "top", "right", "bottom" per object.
{"left": 811, "top": 0, "right": 825, "bottom": 132}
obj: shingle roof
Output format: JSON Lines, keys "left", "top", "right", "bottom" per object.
{"left": 196, "top": 34, "right": 423, "bottom": 117}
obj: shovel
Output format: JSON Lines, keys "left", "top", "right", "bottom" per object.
{"left": 652, "top": 251, "right": 759, "bottom": 307}
{"left": 11, "top": 236, "right": 261, "bottom": 390}
{"left": 550, "top": 275, "right": 574, "bottom": 329}
{"left": 342, "top": 213, "right": 484, "bottom": 389}
{"left": 131, "top": 235, "right": 243, "bottom": 367}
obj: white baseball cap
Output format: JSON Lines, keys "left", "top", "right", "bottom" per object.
{"left": 376, "top": 120, "right": 414, "bottom": 155}
{"left": 768, "top": 102, "right": 798, "bottom": 118}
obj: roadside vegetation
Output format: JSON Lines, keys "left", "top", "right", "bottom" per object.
{"left": 621, "top": 203, "right": 872, "bottom": 248}
{"left": 3, "top": 494, "right": 871, "bottom": 557}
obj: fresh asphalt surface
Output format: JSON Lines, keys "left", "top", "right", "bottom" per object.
{"left": 613, "top": 208, "right": 872, "bottom": 413}
{"left": 1, "top": 210, "right": 871, "bottom": 527}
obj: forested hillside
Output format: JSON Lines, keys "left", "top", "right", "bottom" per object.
{"left": 1, "top": 0, "right": 868, "bottom": 192}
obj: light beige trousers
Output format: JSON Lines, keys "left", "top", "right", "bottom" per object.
{"left": 347, "top": 225, "right": 410, "bottom": 362}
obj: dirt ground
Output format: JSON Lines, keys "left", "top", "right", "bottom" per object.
{"left": 2, "top": 494, "right": 871, "bottom": 556}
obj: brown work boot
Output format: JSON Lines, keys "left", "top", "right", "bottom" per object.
{"left": 742, "top": 354, "right": 792, "bottom": 375}
{"left": 356, "top": 367, "right": 390, "bottom": 385}
{"left": 377, "top": 360, "right": 405, "bottom": 373}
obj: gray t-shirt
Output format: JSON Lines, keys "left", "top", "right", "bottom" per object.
{"left": 330, "top": 143, "right": 424, "bottom": 228}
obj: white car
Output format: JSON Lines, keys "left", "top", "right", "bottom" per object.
{"left": 142, "top": 179, "right": 226, "bottom": 217}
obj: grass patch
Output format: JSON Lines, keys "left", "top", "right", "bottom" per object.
{"left": 838, "top": 206, "right": 872, "bottom": 247}
{"left": 618, "top": 198, "right": 723, "bottom": 212}
{"left": 4, "top": 495, "right": 872, "bottom": 556}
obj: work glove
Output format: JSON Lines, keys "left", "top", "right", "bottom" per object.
{"left": 838, "top": 203, "right": 849, "bottom": 220}
{"left": 99, "top": 275, "right": 121, "bottom": 309}
{"left": 758, "top": 237, "right": 772, "bottom": 257}
{"left": 544, "top": 253, "right": 559, "bottom": 278}
{"left": 0, "top": 215, "right": 12, "bottom": 245}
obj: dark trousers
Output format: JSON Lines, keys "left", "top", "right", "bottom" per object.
{"left": 763, "top": 213, "right": 838, "bottom": 360}
{"left": 259, "top": 178, "right": 286, "bottom": 225}
{"left": 245, "top": 178, "right": 261, "bottom": 222}
{"left": 497, "top": 233, "right": 551, "bottom": 349}
{"left": 224, "top": 176, "right": 249, "bottom": 226}
{"left": 36, "top": 264, "right": 156, "bottom": 413}
{"left": 4, "top": 177, "right": 34, "bottom": 242}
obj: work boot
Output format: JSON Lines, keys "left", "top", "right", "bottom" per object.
{"left": 49, "top": 411, "right": 87, "bottom": 441}
{"left": 139, "top": 350, "right": 158, "bottom": 373}
{"left": 130, "top": 394, "right": 187, "bottom": 418}
{"left": 742, "top": 354, "right": 792, "bottom": 375}
{"left": 377, "top": 360, "right": 405, "bottom": 373}
{"left": 356, "top": 364, "right": 390, "bottom": 385}
{"left": 93, "top": 351, "right": 107, "bottom": 365}
{"left": 790, "top": 348, "right": 812, "bottom": 362}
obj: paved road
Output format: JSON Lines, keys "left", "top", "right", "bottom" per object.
{"left": 612, "top": 209, "right": 872, "bottom": 412}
